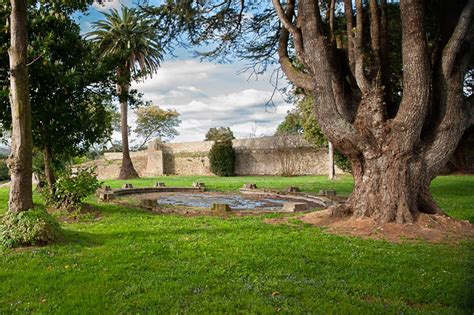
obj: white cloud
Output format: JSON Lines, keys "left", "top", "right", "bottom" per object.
{"left": 92, "top": 0, "right": 130, "bottom": 12}
{"left": 130, "top": 59, "right": 293, "bottom": 143}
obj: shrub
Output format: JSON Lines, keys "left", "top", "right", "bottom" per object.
{"left": 209, "top": 140, "right": 235, "bottom": 176}
{"left": 334, "top": 149, "right": 352, "bottom": 173}
{"left": 0, "top": 207, "right": 62, "bottom": 248}
{"left": 0, "top": 159, "right": 9, "bottom": 181}
{"left": 43, "top": 167, "right": 101, "bottom": 211}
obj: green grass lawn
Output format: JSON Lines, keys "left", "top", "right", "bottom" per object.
{"left": 0, "top": 175, "right": 473, "bottom": 313}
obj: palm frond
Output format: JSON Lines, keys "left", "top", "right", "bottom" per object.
{"left": 86, "top": 6, "right": 164, "bottom": 79}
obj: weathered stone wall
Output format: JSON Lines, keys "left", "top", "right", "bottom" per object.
{"left": 90, "top": 135, "right": 344, "bottom": 179}
{"left": 80, "top": 155, "right": 148, "bottom": 180}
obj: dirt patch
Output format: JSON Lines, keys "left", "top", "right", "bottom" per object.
{"left": 266, "top": 209, "right": 474, "bottom": 243}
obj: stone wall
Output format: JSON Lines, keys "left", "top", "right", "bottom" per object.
{"left": 92, "top": 135, "right": 343, "bottom": 179}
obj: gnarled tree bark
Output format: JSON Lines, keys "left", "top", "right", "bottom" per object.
{"left": 273, "top": 0, "right": 473, "bottom": 223}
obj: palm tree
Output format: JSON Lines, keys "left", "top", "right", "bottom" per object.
{"left": 88, "top": 6, "right": 163, "bottom": 179}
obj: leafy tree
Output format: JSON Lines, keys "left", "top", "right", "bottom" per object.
{"left": 88, "top": 7, "right": 164, "bottom": 179}
{"left": 1, "top": 3, "right": 114, "bottom": 188}
{"left": 275, "top": 110, "right": 304, "bottom": 135}
{"left": 133, "top": 105, "right": 181, "bottom": 150}
{"left": 205, "top": 127, "right": 235, "bottom": 142}
{"left": 146, "top": 0, "right": 474, "bottom": 223}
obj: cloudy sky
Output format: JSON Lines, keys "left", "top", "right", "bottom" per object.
{"left": 76, "top": 0, "right": 293, "bottom": 143}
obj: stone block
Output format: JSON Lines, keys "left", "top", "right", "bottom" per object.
{"left": 243, "top": 183, "right": 257, "bottom": 189}
{"left": 99, "top": 192, "right": 115, "bottom": 201}
{"left": 286, "top": 186, "right": 300, "bottom": 193}
{"left": 319, "top": 189, "right": 336, "bottom": 196}
{"left": 211, "top": 203, "right": 232, "bottom": 213}
{"left": 193, "top": 182, "right": 205, "bottom": 188}
{"left": 141, "top": 199, "right": 156, "bottom": 208}
{"left": 155, "top": 182, "right": 166, "bottom": 187}
{"left": 281, "top": 202, "right": 308, "bottom": 212}
{"left": 122, "top": 183, "right": 133, "bottom": 189}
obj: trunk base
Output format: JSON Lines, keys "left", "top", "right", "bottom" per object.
{"left": 118, "top": 159, "right": 139, "bottom": 180}
{"left": 333, "top": 155, "right": 446, "bottom": 224}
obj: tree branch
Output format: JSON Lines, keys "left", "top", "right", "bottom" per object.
{"left": 344, "top": 0, "right": 355, "bottom": 73}
{"left": 354, "top": 0, "right": 370, "bottom": 93}
{"left": 296, "top": 0, "right": 366, "bottom": 155}
{"left": 137, "top": 133, "right": 153, "bottom": 151}
{"left": 393, "top": 0, "right": 430, "bottom": 145}
{"left": 272, "top": 0, "right": 307, "bottom": 67}
{"left": 368, "top": 0, "right": 381, "bottom": 78}
{"left": 272, "top": 0, "right": 299, "bottom": 35}
{"left": 441, "top": 0, "right": 474, "bottom": 77}
{"left": 277, "top": 26, "right": 313, "bottom": 91}
{"left": 379, "top": 0, "right": 392, "bottom": 108}
{"left": 274, "top": 0, "right": 312, "bottom": 91}
{"left": 329, "top": 0, "right": 335, "bottom": 41}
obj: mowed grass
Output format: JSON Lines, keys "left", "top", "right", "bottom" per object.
{"left": 0, "top": 175, "right": 473, "bottom": 313}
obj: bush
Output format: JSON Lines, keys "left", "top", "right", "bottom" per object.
{"left": 209, "top": 140, "right": 235, "bottom": 176}
{"left": 334, "top": 149, "right": 352, "bottom": 173}
{"left": 0, "top": 159, "right": 9, "bottom": 181}
{"left": 0, "top": 207, "right": 62, "bottom": 248}
{"left": 43, "top": 167, "right": 101, "bottom": 211}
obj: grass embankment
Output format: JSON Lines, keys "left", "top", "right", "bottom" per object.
{"left": 0, "top": 175, "right": 473, "bottom": 313}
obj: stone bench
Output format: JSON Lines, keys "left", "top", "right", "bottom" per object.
{"left": 211, "top": 203, "right": 232, "bottom": 213}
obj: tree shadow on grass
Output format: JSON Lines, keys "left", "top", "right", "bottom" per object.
{"left": 56, "top": 222, "right": 251, "bottom": 249}
{"left": 88, "top": 201, "right": 151, "bottom": 216}
{"left": 57, "top": 229, "right": 112, "bottom": 248}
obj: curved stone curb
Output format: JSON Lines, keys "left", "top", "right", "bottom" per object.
{"left": 239, "top": 188, "right": 336, "bottom": 208}
{"left": 98, "top": 186, "right": 205, "bottom": 201}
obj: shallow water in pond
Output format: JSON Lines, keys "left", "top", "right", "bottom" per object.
{"left": 154, "top": 193, "right": 291, "bottom": 211}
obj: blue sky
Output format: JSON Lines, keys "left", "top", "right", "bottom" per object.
{"left": 76, "top": 0, "right": 292, "bottom": 144}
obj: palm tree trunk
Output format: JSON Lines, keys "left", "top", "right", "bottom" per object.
{"left": 116, "top": 69, "right": 139, "bottom": 180}
{"left": 7, "top": 0, "right": 33, "bottom": 212}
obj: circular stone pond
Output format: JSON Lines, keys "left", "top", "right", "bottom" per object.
{"left": 156, "top": 193, "right": 291, "bottom": 210}
{"left": 117, "top": 192, "right": 323, "bottom": 212}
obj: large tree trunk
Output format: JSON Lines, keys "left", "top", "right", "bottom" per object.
{"left": 116, "top": 70, "right": 139, "bottom": 180}
{"left": 272, "top": 0, "right": 473, "bottom": 224}
{"left": 6, "top": 0, "right": 33, "bottom": 213}
{"left": 43, "top": 146, "right": 55, "bottom": 188}
{"left": 327, "top": 86, "right": 449, "bottom": 224}
{"left": 332, "top": 153, "right": 443, "bottom": 224}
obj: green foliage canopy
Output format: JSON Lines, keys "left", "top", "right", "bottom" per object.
{"left": 133, "top": 105, "right": 181, "bottom": 149}
{"left": 88, "top": 6, "right": 164, "bottom": 85}
{"left": 205, "top": 127, "right": 235, "bottom": 142}
{"left": 0, "top": 2, "right": 115, "bottom": 166}
{"left": 275, "top": 109, "right": 304, "bottom": 135}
